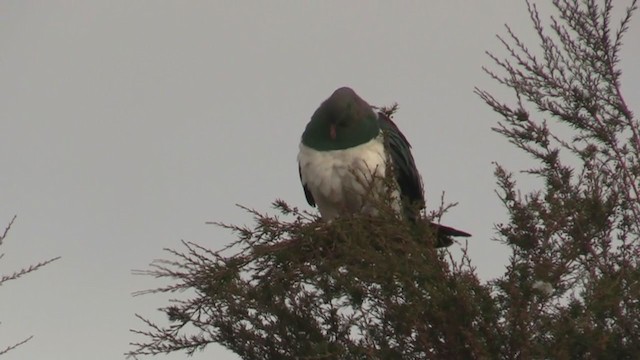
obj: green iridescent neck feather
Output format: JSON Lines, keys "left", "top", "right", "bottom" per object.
{"left": 302, "top": 87, "right": 381, "bottom": 151}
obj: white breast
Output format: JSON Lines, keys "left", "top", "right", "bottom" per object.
{"left": 298, "top": 134, "right": 400, "bottom": 219}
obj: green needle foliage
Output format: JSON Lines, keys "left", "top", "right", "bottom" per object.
{"left": 129, "top": 1, "right": 639, "bottom": 358}
{"left": 130, "top": 202, "right": 493, "bottom": 359}
{"left": 476, "top": 0, "right": 640, "bottom": 358}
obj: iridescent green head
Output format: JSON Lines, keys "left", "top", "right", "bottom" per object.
{"left": 302, "top": 87, "right": 380, "bottom": 151}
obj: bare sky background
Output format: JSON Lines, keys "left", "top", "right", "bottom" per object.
{"left": 1, "top": 2, "right": 638, "bottom": 359}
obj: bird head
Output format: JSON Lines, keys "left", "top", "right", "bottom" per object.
{"left": 302, "top": 87, "right": 380, "bottom": 151}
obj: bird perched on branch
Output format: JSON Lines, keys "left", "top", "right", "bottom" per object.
{"left": 297, "top": 87, "right": 470, "bottom": 247}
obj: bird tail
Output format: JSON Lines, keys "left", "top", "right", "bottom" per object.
{"left": 430, "top": 223, "right": 471, "bottom": 248}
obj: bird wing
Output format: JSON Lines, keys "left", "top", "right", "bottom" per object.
{"left": 378, "top": 113, "right": 472, "bottom": 246}
{"left": 377, "top": 112, "right": 425, "bottom": 214}
{"left": 298, "top": 165, "right": 316, "bottom": 207}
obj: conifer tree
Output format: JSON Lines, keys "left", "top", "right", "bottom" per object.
{"left": 129, "top": 1, "right": 639, "bottom": 358}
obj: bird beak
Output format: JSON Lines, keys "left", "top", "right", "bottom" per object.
{"left": 329, "top": 124, "right": 337, "bottom": 140}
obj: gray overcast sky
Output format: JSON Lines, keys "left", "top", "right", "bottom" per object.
{"left": 1, "top": 2, "right": 638, "bottom": 359}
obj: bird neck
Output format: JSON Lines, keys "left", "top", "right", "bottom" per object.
{"left": 301, "top": 114, "right": 381, "bottom": 151}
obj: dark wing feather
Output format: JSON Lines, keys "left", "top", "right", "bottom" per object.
{"left": 377, "top": 113, "right": 425, "bottom": 218}
{"left": 378, "top": 112, "right": 471, "bottom": 247}
{"left": 299, "top": 165, "right": 316, "bottom": 207}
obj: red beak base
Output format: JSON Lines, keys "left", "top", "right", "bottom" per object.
{"left": 330, "top": 124, "right": 337, "bottom": 140}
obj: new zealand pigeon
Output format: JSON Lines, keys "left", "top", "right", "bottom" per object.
{"left": 297, "top": 87, "right": 470, "bottom": 247}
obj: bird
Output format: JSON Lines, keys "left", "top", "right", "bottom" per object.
{"left": 297, "top": 87, "right": 470, "bottom": 247}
